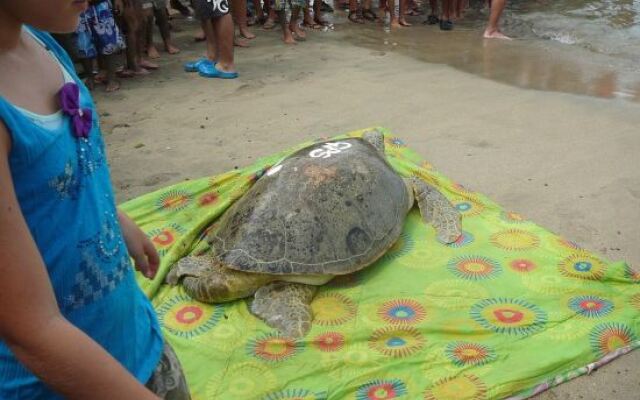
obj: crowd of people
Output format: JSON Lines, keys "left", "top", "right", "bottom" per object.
{"left": 56, "top": 0, "right": 509, "bottom": 92}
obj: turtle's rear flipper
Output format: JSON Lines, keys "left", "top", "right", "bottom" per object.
{"left": 410, "top": 177, "right": 462, "bottom": 244}
{"left": 250, "top": 282, "right": 317, "bottom": 338}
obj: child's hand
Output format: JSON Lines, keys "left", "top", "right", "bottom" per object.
{"left": 117, "top": 210, "right": 159, "bottom": 279}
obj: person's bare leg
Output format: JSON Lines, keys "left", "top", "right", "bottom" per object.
{"left": 253, "top": 0, "right": 265, "bottom": 21}
{"left": 289, "top": 6, "right": 306, "bottom": 38}
{"left": 194, "top": 26, "right": 206, "bottom": 40}
{"left": 378, "top": 0, "right": 387, "bottom": 19}
{"left": 303, "top": 3, "right": 318, "bottom": 28}
{"left": 202, "top": 19, "right": 217, "bottom": 60}
{"left": 104, "top": 54, "right": 121, "bottom": 92}
{"left": 388, "top": 0, "right": 400, "bottom": 27}
{"left": 123, "top": 2, "right": 148, "bottom": 74}
{"left": 348, "top": 0, "right": 364, "bottom": 23}
{"left": 483, "top": 0, "right": 510, "bottom": 39}
{"left": 442, "top": 0, "right": 450, "bottom": 20}
{"left": 313, "top": 0, "right": 327, "bottom": 25}
{"left": 398, "top": 0, "right": 411, "bottom": 25}
{"left": 138, "top": 7, "right": 159, "bottom": 69}
{"left": 440, "top": 0, "right": 453, "bottom": 28}
{"left": 155, "top": 5, "right": 181, "bottom": 53}
{"left": 145, "top": 12, "right": 161, "bottom": 58}
{"left": 231, "top": 0, "right": 256, "bottom": 38}
{"left": 264, "top": 8, "right": 278, "bottom": 29}
{"left": 212, "top": 14, "right": 237, "bottom": 72}
{"left": 80, "top": 58, "right": 95, "bottom": 90}
{"left": 278, "top": 10, "right": 296, "bottom": 43}
{"left": 452, "top": 0, "right": 461, "bottom": 19}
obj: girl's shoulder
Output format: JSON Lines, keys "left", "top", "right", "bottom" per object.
{"left": 25, "top": 27, "right": 77, "bottom": 80}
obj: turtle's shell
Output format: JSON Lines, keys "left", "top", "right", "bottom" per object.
{"left": 209, "top": 138, "right": 410, "bottom": 275}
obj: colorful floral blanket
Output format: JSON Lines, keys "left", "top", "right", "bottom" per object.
{"left": 121, "top": 128, "right": 640, "bottom": 400}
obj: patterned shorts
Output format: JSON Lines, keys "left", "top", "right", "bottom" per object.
{"left": 76, "top": 1, "right": 126, "bottom": 58}
{"left": 192, "top": 0, "right": 230, "bottom": 19}
{"left": 271, "top": 0, "right": 307, "bottom": 11}
{"left": 146, "top": 342, "right": 191, "bottom": 400}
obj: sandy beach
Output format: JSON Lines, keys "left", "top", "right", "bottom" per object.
{"left": 95, "top": 14, "right": 640, "bottom": 399}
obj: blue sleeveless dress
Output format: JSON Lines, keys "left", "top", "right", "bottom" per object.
{"left": 0, "top": 28, "right": 163, "bottom": 399}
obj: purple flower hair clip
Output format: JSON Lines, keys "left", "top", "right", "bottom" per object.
{"left": 59, "top": 82, "right": 92, "bottom": 139}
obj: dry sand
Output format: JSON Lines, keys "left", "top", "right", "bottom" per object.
{"left": 94, "top": 16, "right": 640, "bottom": 399}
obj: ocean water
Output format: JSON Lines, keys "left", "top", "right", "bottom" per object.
{"left": 507, "top": 0, "right": 640, "bottom": 63}
{"left": 340, "top": 0, "right": 640, "bottom": 101}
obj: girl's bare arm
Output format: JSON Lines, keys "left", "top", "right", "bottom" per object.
{"left": 0, "top": 123, "right": 159, "bottom": 400}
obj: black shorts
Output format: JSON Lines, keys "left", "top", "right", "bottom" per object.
{"left": 193, "top": 0, "right": 229, "bottom": 19}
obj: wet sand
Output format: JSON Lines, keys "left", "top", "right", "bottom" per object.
{"left": 95, "top": 15, "right": 640, "bottom": 399}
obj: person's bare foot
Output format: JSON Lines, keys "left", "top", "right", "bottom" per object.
{"left": 399, "top": 19, "right": 412, "bottom": 26}
{"left": 133, "top": 67, "right": 150, "bottom": 76}
{"left": 263, "top": 18, "right": 276, "bottom": 29}
{"left": 165, "top": 43, "right": 181, "bottom": 54}
{"left": 390, "top": 17, "right": 401, "bottom": 28}
{"left": 139, "top": 59, "right": 159, "bottom": 69}
{"left": 290, "top": 23, "right": 306, "bottom": 40}
{"left": 194, "top": 31, "right": 206, "bottom": 41}
{"left": 83, "top": 77, "right": 95, "bottom": 90}
{"left": 147, "top": 45, "right": 160, "bottom": 59}
{"left": 283, "top": 30, "right": 296, "bottom": 44}
{"left": 93, "top": 71, "right": 107, "bottom": 84}
{"left": 105, "top": 80, "right": 121, "bottom": 92}
{"left": 483, "top": 28, "right": 511, "bottom": 39}
{"left": 240, "top": 27, "right": 256, "bottom": 39}
{"left": 234, "top": 37, "right": 250, "bottom": 47}
{"left": 216, "top": 62, "right": 237, "bottom": 74}
{"left": 116, "top": 69, "right": 135, "bottom": 78}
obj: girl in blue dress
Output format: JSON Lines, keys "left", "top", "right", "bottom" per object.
{"left": 0, "top": 1, "right": 189, "bottom": 398}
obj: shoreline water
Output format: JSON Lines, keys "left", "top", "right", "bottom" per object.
{"left": 338, "top": 7, "right": 640, "bottom": 102}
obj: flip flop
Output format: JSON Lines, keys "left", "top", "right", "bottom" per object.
{"left": 314, "top": 17, "right": 332, "bottom": 26}
{"left": 362, "top": 9, "right": 378, "bottom": 20}
{"left": 423, "top": 14, "right": 439, "bottom": 24}
{"left": 290, "top": 30, "right": 307, "bottom": 41}
{"left": 348, "top": 11, "right": 365, "bottom": 23}
{"left": 198, "top": 63, "right": 239, "bottom": 79}
{"left": 302, "top": 21, "right": 323, "bottom": 29}
{"left": 405, "top": 8, "right": 423, "bottom": 16}
{"left": 439, "top": 19, "right": 453, "bottom": 30}
{"left": 116, "top": 69, "right": 136, "bottom": 78}
{"left": 184, "top": 58, "right": 215, "bottom": 72}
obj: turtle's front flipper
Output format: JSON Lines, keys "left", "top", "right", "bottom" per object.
{"left": 166, "top": 255, "right": 213, "bottom": 286}
{"left": 409, "top": 177, "right": 462, "bottom": 244}
{"left": 362, "top": 129, "right": 385, "bottom": 155}
{"left": 250, "top": 282, "right": 317, "bottom": 338}
{"left": 168, "top": 255, "right": 271, "bottom": 303}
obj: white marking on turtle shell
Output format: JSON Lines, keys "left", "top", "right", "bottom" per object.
{"left": 309, "top": 142, "right": 352, "bottom": 159}
{"left": 266, "top": 164, "right": 283, "bottom": 176}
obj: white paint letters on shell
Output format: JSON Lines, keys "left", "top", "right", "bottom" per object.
{"left": 309, "top": 142, "right": 352, "bottom": 159}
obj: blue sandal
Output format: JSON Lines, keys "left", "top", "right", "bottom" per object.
{"left": 184, "top": 58, "right": 215, "bottom": 73}
{"left": 198, "top": 62, "right": 239, "bottom": 79}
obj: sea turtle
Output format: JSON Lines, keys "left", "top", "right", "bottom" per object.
{"left": 166, "top": 130, "right": 461, "bottom": 337}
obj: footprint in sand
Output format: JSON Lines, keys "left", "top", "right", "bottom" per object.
{"left": 142, "top": 172, "right": 180, "bottom": 187}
